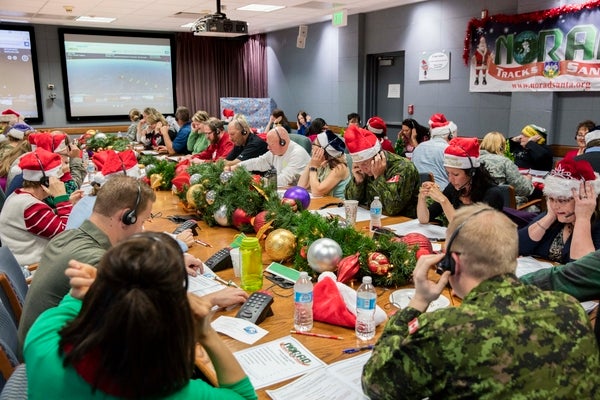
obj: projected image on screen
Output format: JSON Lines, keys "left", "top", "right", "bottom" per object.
{"left": 60, "top": 31, "right": 176, "bottom": 121}
{"left": 0, "top": 26, "right": 43, "bottom": 122}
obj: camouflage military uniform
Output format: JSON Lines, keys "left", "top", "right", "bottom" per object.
{"left": 345, "top": 151, "right": 419, "bottom": 217}
{"left": 479, "top": 149, "right": 534, "bottom": 203}
{"left": 362, "top": 274, "right": 600, "bottom": 399}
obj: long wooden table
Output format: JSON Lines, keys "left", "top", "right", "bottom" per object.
{"left": 147, "top": 190, "right": 457, "bottom": 398}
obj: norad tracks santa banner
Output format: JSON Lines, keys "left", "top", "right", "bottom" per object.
{"left": 465, "top": 1, "right": 600, "bottom": 92}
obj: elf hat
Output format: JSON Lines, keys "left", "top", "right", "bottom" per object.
{"left": 366, "top": 116, "right": 387, "bottom": 137}
{"left": 345, "top": 124, "right": 381, "bottom": 163}
{"left": 19, "top": 148, "right": 62, "bottom": 182}
{"left": 316, "top": 130, "right": 345, "bottom": 158}
{"left": 585, "top": 126, "right": 600, "bottom": 145}
{"left": 6, "top": 122, "right": 33, "bottom": 140}
{"left": 521, "top": 124, "right": 547, "bottom": 144}
{"left": 444, "top": 137, "right": 481, "bottom": 169}
{"left": 428, "top": 113, "right": 457, "bottom": 138}
{"left": 543, "top": 158, "right": 600, "bottom": 198}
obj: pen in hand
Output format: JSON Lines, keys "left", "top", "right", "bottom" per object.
{"left": 194, "top": 239, "right": 213, "bottom": 248}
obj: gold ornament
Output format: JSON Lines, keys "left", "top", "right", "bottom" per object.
{"left": 265, "top": 229, "right": 296, "bottom": 261}
{"left": 186, "top": 183, "right": 204, "bottom": 208}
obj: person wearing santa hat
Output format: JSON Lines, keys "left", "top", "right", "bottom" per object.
{"left": 363, "top": 204, "right": 600, "bottom": 399}
{"left": 344, "top": 124, "right": 419, "bottom": 217}
{"left": 0, "top": 122, "right": 32, "bottom": 160}
{"left": 411, "top": 113, "right": 456, "bottom": 189}
{"left": 519, "top": 158, "right": 600, "bottom": 263}
{"left": 297, "top": 130, "right": 350, "bottom": 198}
{"left": 509, "top": 124, "right": 553, "bottom": 171}
{"left": 417, "top": 137, "right": 503, "bottom": 224}
{"left": 0, "top": 148, "right": 73, "bottom": 266}
{"left": 0, "top": 108, "right": 21, "bottom": 135}
{"left": 366, "top": 116, "right": 395, "bottom": 153}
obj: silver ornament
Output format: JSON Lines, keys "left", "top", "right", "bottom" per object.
{"left": 213, "top": 204, "right": 230, "bottom": 226}
{"left": 220, "top": 170, "right": 233, "bottom": 183}
{"left": 145, "top": 164, "right": 156, "bottom": 174}
{"left": 190, "top": 173, "right": 201, "bottom": 184}
{"left": 94, "top": 132, "right": 107, "bottom": 141}
{"left": 307, "top": 238, "right": 343, "bottom": 273}
{"left": 205, "top": 190, "right": 216, "bottom": 205}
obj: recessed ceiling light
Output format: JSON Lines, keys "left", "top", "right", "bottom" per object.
{"left": 75, "top": 16, "right": 116, "bottom": 23}
{"left": 238, "top": 4, "right": 285, "bottom": 12}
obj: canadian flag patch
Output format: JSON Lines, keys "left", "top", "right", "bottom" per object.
{"left": 408, "top": 317, "right": 420, "bottom": 334}
{"left": 386, "top": 175, "right": 400, "bottom": 183}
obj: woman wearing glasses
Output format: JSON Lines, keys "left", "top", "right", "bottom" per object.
{"left": 564, "top": 120, "right": 596, "bottom": 160}
{"left": 519, "top": 159, "right": 600, "bottom": 263}
{"left": 297, "top": 130, "right": 350, "bottom": 198}
{"left": 24, "top": 232, "right": 257, "bottom": 399}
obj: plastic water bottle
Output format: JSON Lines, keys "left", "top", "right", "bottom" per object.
{"left": 369, "top": 196, "right": 382, "bottom": 231}
{"left": 240, "top": 237, "right": 263, "bottom": 292}
{"left": 294, "top": 272, "right": 313, "bottom": 332}
{"left": 356, "top": 276, "right": 376, "bottom": 341}
{"left": 86, "top": 160, "right": 96, "bottom": 182}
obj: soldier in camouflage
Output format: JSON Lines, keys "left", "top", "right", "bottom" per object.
{"left": 344, "top": 124, "right": 419, "bottom": 217}
{"left": 362, "top": 204, "right": 600, "bottom": 399}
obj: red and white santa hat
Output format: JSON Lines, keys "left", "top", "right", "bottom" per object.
{"left": 366, "top": 116, "right": 387, "bottom": 137}
{"left": 429, "top": 113, "right": 457, "bottom": 138}
{"left": 344, "top": 124, "right": 381, "bottom": 163}
{"left": 544, "top": 158, "right": 600, "bottom": 198}
{"left": 584, "top": 126, "right": 600, "bottom": 145}
{"left": 2, "top": 109, "right": 20, "bottom": 118}
{"left": 443, "top": 137, "right": 480, "bottom": 169}
{"left": 91, "top": 149, "right": 141, "bottom": 185}
{"left": 19, "top": 148, "right": 62, "bottom": 182}
{"left": 28, "top": 131, "right": 68, "bottom": 154}
{"left": 223, "top": 108, "right": 235, "bottom": 118}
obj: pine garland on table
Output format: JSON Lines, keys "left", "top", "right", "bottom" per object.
{"left": 85, "top": 133, "right": 130, "bottom": 152}
{"left": 138, "top": 156, "right": 176, "bottom": 191}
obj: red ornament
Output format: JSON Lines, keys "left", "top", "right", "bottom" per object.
{"left": 281, "top": 197, "right": 299, "bottom": 212}
{"left": 396, "top": 233, "right": 433, "bottom": 254}
{"left": 337, "top": 252, "right": 361, "bottom": 283}
{"left": 252, "top": 210, "right": 269, "bottom": 233}
{"left": 367, "top": 252, "right": 391, "bottom": 275}
{"left": 232, "top": 208, "right": 252, "bottom": 230}
{"left": 299, "top": 246, "right": 308, "bottom": 259}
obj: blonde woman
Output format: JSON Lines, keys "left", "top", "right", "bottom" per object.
{"left": 187, "top": 110, "right": 210, "bottom": 154}
{"left": 479, "top": 131, "right": 534, "bottom": 206}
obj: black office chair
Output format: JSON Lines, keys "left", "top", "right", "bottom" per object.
{"left": 0, "top": 302, "right": 19, "bottom": 393}
{"left": 0, "top": 247, "right": 29, "bottom": 326}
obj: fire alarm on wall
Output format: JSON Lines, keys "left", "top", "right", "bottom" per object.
{"left": 408, "top": 104, "right": 414, "bottom": 115}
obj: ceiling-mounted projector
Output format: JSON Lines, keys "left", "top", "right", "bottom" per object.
{"left": 192, "top": 14, "right": 248, "bottom": 37}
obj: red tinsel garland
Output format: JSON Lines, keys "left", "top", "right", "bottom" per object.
{"left": 463, "top": 0, "right": 600, "bottom": 65}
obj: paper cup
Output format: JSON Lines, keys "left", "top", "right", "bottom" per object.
{"left": 344, "top": 200, "right": 359, "bottom": 227}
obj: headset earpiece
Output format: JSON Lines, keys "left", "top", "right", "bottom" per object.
{"left": 275, "top": 128, "right": 286, "bottom": 146}
{"left": 241, "top": 129, "right": 248, "bottom": 136}
{"left": 33, "top": 153, "right": 50, "bottom": 187}
{"left": 122, "top": 182, "right": 141, "bottom": 225}
{"left": 436, "top": 208, "right": 493, "bottom": 275}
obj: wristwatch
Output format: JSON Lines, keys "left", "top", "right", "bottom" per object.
{"left": 309, "top": 167, "right": 318, "bottom": 172}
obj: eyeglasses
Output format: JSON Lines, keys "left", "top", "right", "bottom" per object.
{"left": 576, "top": 134, "right": 586, "bottom": 139}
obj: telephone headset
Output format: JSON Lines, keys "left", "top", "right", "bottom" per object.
{"left": 33, "top": 152, "right": 50, "bottom": 187}
{"left": 437, "top": 208, "right": 494, "bottom": 275}
{"left": 274, "top": 127, "right": 286, "bottom": 146}
{"left": 122, "top": 181, "right": 141, "bottom": 225}
{"left": 457, "top": 145, "right": 476, "bottom": 177}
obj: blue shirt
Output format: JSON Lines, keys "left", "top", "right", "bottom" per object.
{"left": 411, "top": 137, "right": 449, "bottom": 189}
{"left": 173, "top": 122, "right": 192, "bottom": 154}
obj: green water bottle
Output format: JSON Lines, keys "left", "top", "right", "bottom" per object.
{"left": 240, "top": 237, "right": 263, "bottom": 292}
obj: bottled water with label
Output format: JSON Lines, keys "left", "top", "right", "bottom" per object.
{"left": 294, "top": 271, "right": 313, "bottom": 332}
{"left": 370, "top": 196, "right": 382, "bottom": 231}
{"left": 356, "top": 276, "right": 376, "bottom": 340}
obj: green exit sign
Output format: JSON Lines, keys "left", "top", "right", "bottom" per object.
{"left": 332, "top": 9, "right": 347, "bottom": 27}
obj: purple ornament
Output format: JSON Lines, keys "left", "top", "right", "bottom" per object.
{"left": 283, "top": 186, "right": 310, "bottom": 210}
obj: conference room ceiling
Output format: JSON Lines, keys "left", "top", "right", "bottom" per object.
{"left": 0, "top": 0, "right": 423, "bottom": 35}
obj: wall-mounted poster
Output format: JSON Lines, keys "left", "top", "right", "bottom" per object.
{"left": 419, "top": 51, "right": 450, "bottom": 81}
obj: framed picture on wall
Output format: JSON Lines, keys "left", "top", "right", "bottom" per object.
{"left": 419, "top": 51, "right": 450, "bottom": 82}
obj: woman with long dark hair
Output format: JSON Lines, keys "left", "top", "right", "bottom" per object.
{"left": 397, "top": 118, "right": 430, "bottom": 156}
{"left": 417, "top": 137, "right": 503, "bottom": 224}
{"left": 24, "top": 232, "right": 257, "bottom": 399}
